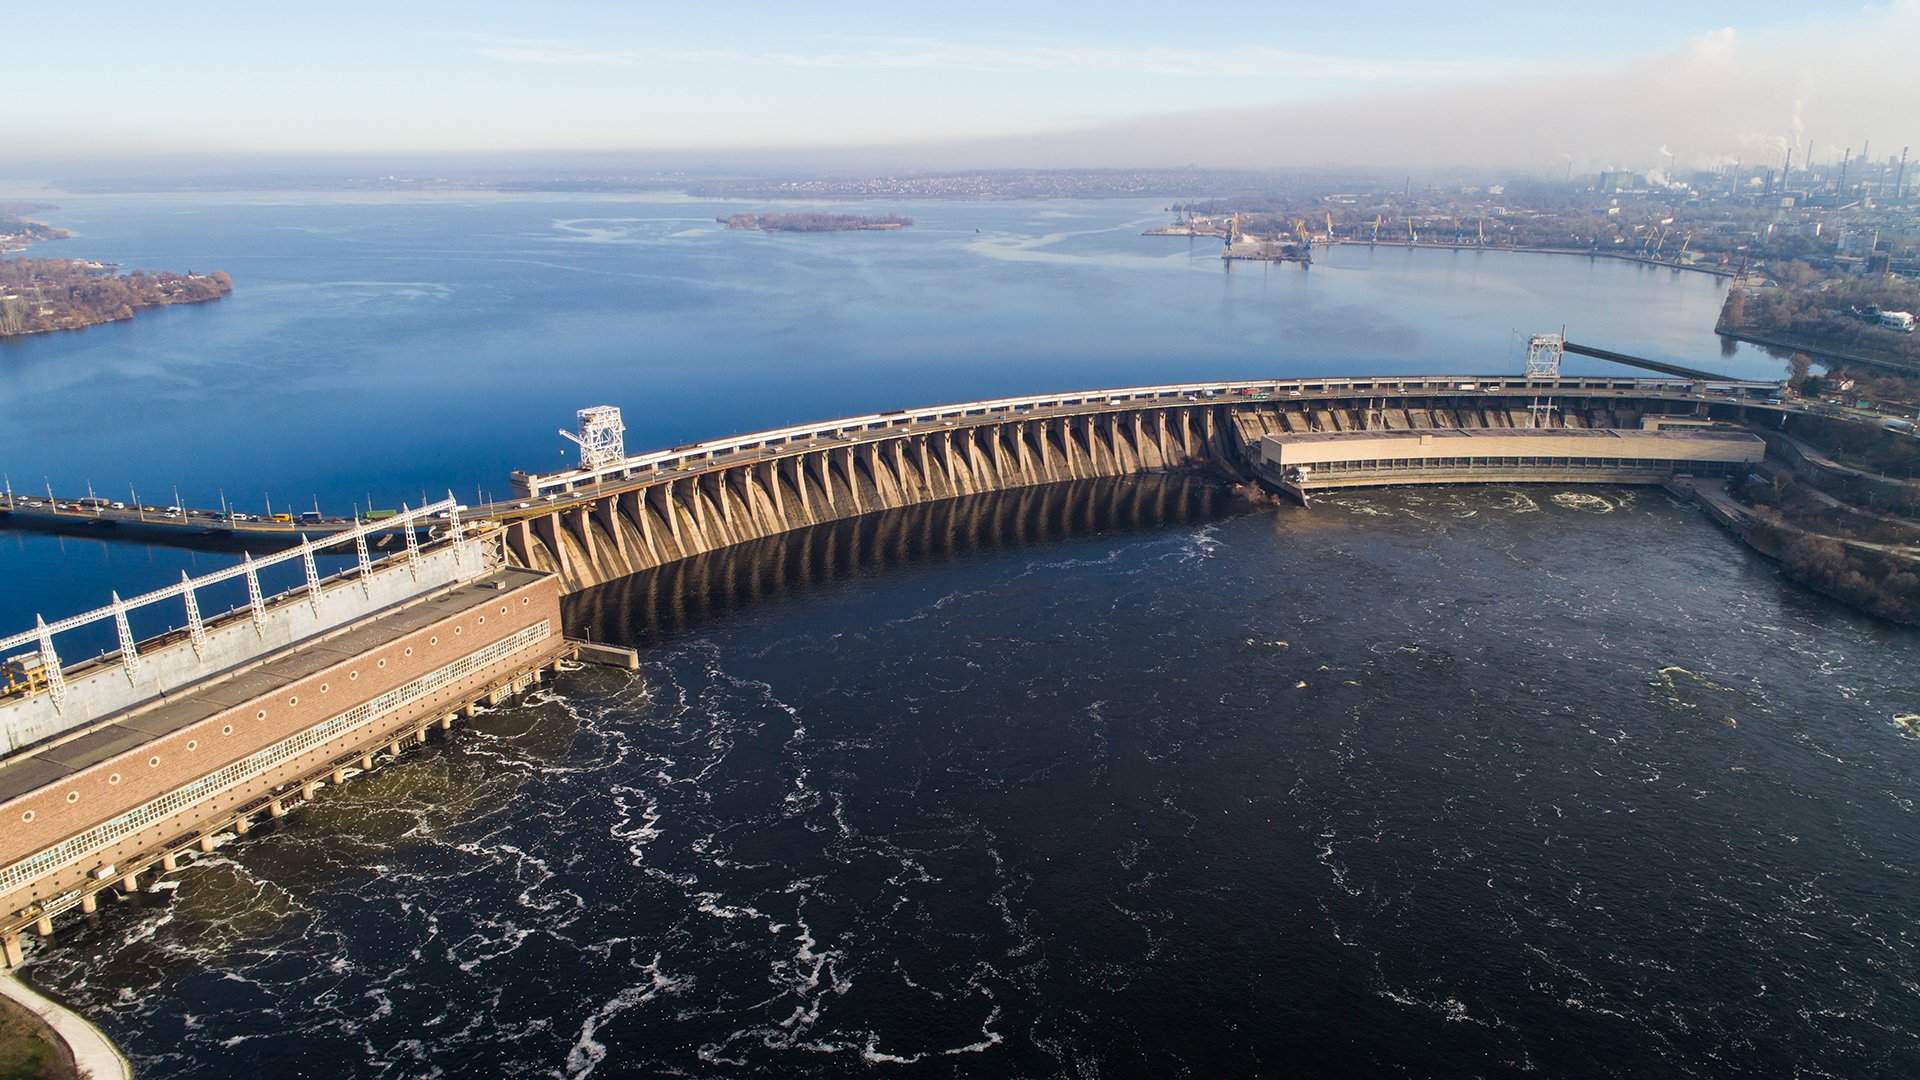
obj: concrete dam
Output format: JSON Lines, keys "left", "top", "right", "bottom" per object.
{"left": 0, "top": 370, "right": 1776, "bottom": 964}
{"left": 489, "top": 373, "right": 1780, "bottom": 593}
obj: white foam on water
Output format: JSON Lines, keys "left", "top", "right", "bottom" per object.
{"left": 1551, "top": 492, "right": 1616, "bottom": 513}
{"left": 562, "top": 954, "right": 684, "bottom": 1078}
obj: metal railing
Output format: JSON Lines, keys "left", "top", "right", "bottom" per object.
{"left": 0, "top": 498, "right": 463, "bottom": 700}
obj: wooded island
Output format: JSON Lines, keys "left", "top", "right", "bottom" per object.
{"left": 0, "top": 258, "right": 234, "bottom": 338}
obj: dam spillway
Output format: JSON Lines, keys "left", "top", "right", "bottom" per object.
{"left": 486, "top": 374, "right": 1781, "bottom": 593}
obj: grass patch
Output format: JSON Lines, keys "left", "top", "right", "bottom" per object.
{"left": 0, "top": 993, "right": 76, "bottom": 1080}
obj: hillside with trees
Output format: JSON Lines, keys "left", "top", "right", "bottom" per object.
{"left": 0, "top": 258, "right": 233, "bottom": 337}
{"left": 1719, "top": 269, "right": 1920, "bottom": 371}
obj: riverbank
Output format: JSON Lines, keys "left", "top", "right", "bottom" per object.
{"left": 1714, "top": 324, "right": 1920, "bottom": 376}
{"left": 1679, "top": 474, "right": 1920, "bottom": 626}
{"left": 0, "top": 974, "right": 129, "bottom": 1080}
{"left": 1321, "top": 240, "right": 1736, "bottom": 277}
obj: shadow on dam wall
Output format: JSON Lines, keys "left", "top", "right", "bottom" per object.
{"left": 562, "top": 474, "right": 1250, "bottom": 645}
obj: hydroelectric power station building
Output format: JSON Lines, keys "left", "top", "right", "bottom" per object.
{"left": 1255, "top": 426, "right": 1766, "bottom": 501}
{"left": 0, "top": 504, "right": 569, "bottom": 966}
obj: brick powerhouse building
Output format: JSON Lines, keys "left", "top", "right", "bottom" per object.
{"left": 0, "top": 565, "right": 566, "bottom": 966}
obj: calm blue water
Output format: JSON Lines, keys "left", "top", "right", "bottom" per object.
{"left": 0, "top": 192, "right": 1773, "bottom": 631}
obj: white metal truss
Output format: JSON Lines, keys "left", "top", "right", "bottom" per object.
{"left": 446, "top": 494, "right": 469, "bottom": 577}
{"left": 243, "top": 552, "right": 267, "bottom": 634}
{"left": 1525, "top": 333, "right": 1564, "bottom": 379}
{"left": 559, "top": 405, "right": 626, "bottom": 471}
{"left": 36, "top": 617, "right": 64, "bottom": 710}
{"left": 181, "top": 571, "right": 208, "bottom": 656}
{"left": 301, "top": 535, "right": 322, "bottom": 614}
{"left": 354, "top": 526, "right": 373, "bottom": 595}
{"left": 110, "top": 592, "right": 140, "bottom": 682}
{"left": 402, "top": 503, "right": 422, "bottom": 577}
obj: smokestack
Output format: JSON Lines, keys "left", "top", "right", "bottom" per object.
{"left": 1840, "top": 147, "right": 1851, "bottom": 193}
{"left": 1783, "top": 146, "right": 1793, "bottom": 190}
{"left": 1899, "top": 147, "right": 1911, "bottom": 200}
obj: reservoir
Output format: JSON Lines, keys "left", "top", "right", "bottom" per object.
{"left": 6, "top": 195, "right": 1914, "bottom": 1077}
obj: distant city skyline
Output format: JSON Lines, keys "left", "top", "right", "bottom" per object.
{"left": 13, "top": 1, "right": 1920, "bottom": 173}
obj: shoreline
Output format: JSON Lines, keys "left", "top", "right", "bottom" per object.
{"left": 0, "top": 291, "right": 230, "bottom": 340}
{"left": 1147, "top": 232, "right": 1738, "bottom": 279}
{"left": 1712, "top": 325, "right": 1920, "bottom": 376}
{"left": 1675, "top": 476, "right": 1920, "bottom": 627}
{"left": 0, "top": 972, "right": 132, "bottom": 1080}
{"left": 1322, "top": 240, "right": 1736, "bottom": 277}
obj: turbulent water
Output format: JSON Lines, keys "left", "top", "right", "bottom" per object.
{"left": 23, "top": 479, "right": 1920, "bottom": 1078}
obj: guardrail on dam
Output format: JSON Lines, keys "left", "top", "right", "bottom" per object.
{"left": 485, "top": 374, "right": 1781, "bottom": 593}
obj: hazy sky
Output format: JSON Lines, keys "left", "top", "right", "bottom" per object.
{"left": 13, "top": 1, "right": 1919, "bottom": 172}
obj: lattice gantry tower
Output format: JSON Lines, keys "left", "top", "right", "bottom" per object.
{"left": 559, "top": 406, "right": 626, "bottom": 471}
{"left": 1525, "top": 333, "right": 1565, "bottom": 379}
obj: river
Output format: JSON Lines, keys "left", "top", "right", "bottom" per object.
{"left": 20, "top": 481, "right": 1920, "bottom": 1078}
{"left": 8, "top": 195, "right": 1915, "bottom": 1078}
